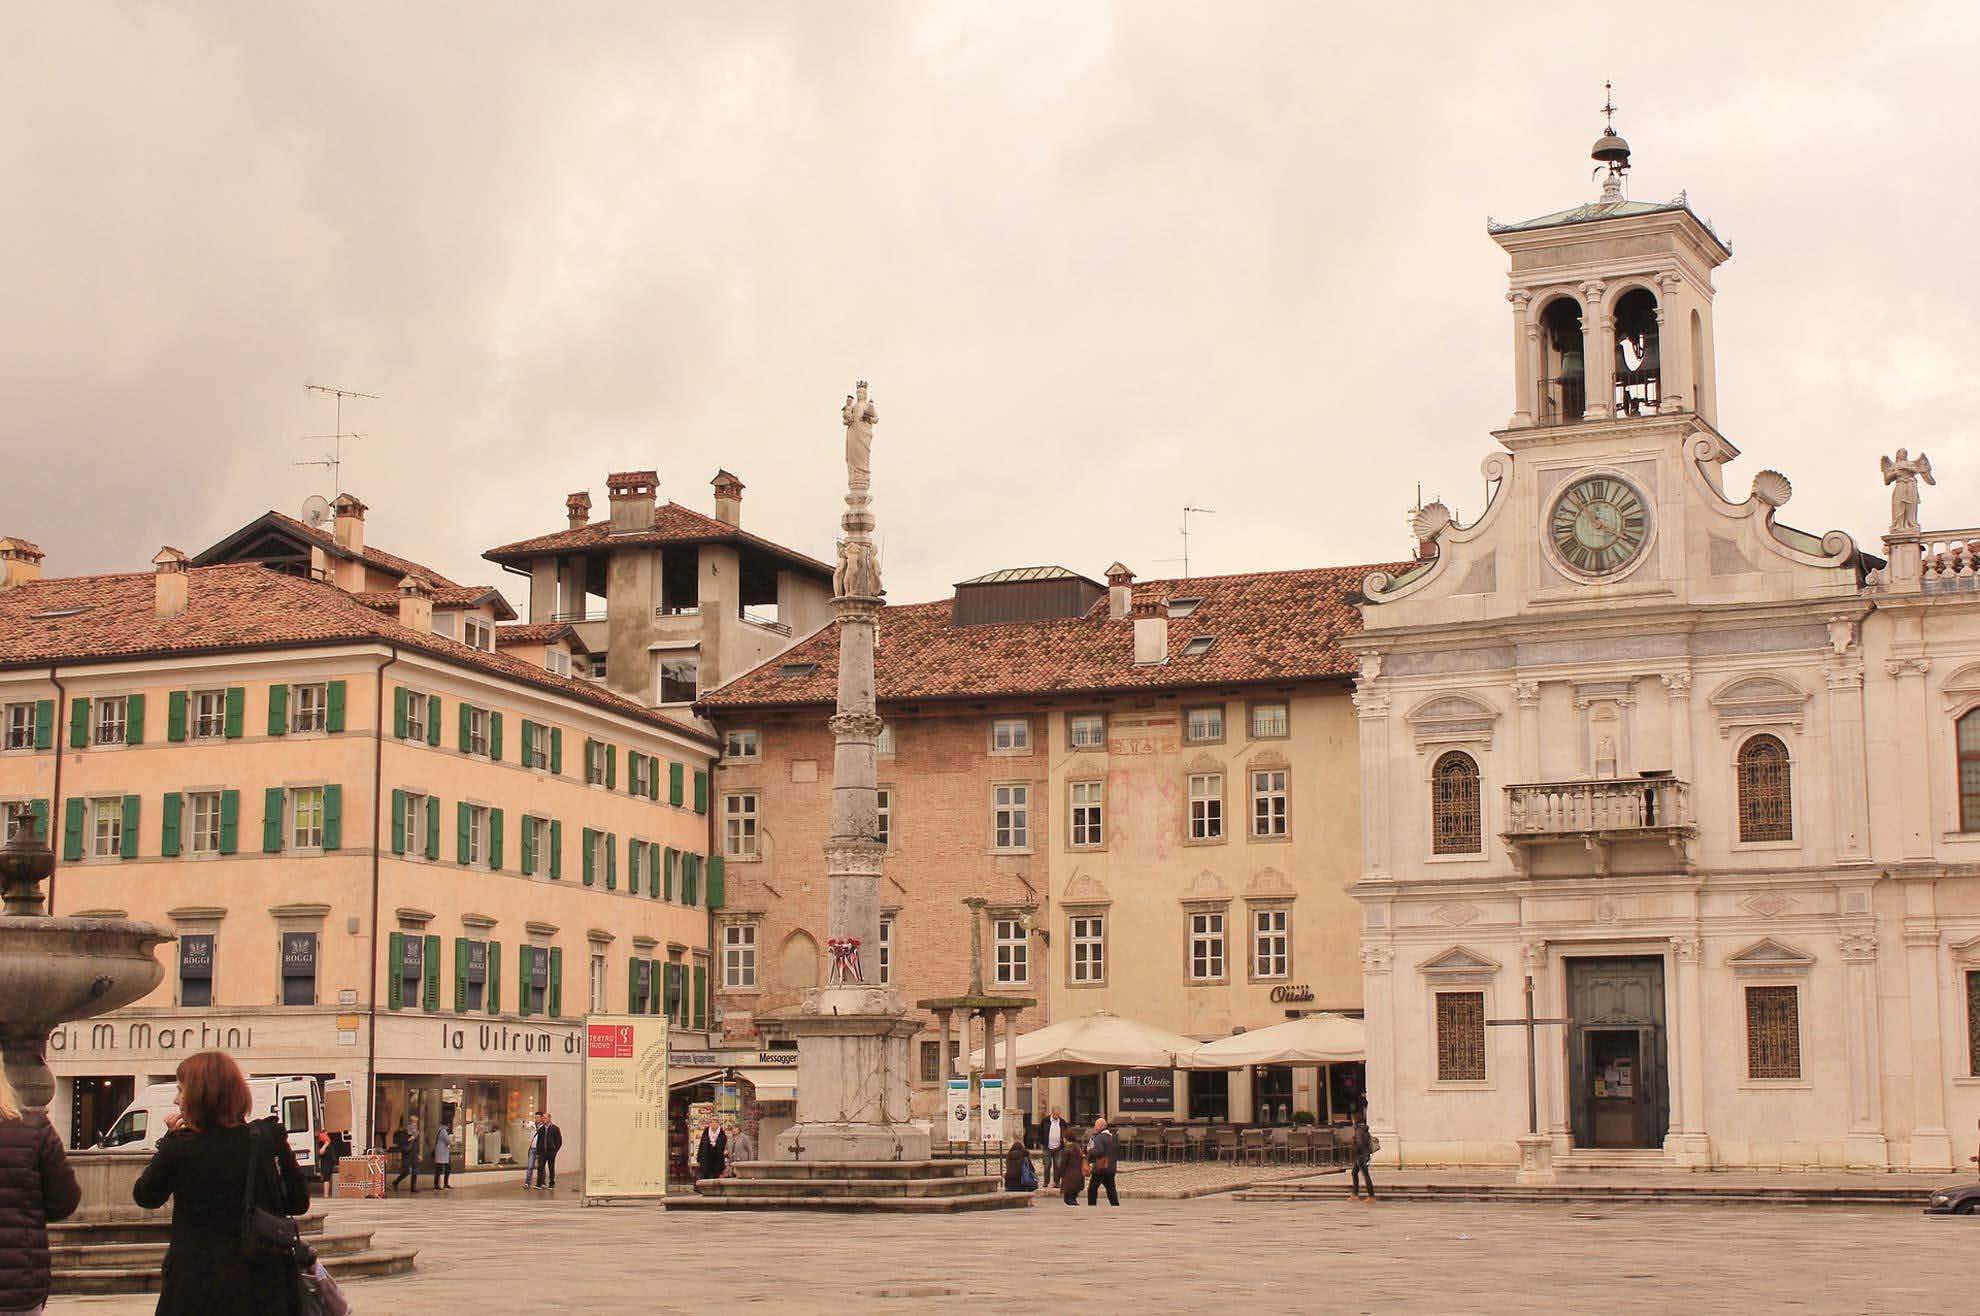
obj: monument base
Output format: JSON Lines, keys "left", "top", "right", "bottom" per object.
{"left": 1514, "top": 1133, "right": 1556, "bottom": 1185}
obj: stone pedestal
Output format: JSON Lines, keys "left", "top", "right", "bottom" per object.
{"left": 773, "top": 985, "right": 931, "bottom": 1162}
{"left": 1667, "top": 1131, "right": 1713, "bottom": 1170}
{"left": 1514, "top": 1133, "right": 1556, "bottom": 1185}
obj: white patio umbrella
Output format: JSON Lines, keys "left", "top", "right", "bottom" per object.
{"left": 1177, "top": 1013, "right": 1365, "bottom": 1069}
{"left": 968, "top": 1010, "right": 1206, "bottom": 1077}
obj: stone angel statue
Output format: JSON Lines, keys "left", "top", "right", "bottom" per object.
{"left": 1881, "top": 448, "right": 1934, "bottom": 533}
{"left": 842, "top": 380, "right": 878, "bottom": 492}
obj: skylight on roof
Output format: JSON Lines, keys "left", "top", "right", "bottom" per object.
{"left": 29, "top": 607, "right": 90, "bottom": 620}
{"left": 1179, "top": 635, "right": 1215, "bottom": 657}
{"left": 1166, "top": 597, "right": 1203, "bottom": 618}
{"left": 778, "top": 662, "right": 819, "bottom": 677}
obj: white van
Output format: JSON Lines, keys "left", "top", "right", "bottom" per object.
{"left": 92, "top": 1075, "right": 325, "bottom": 1174}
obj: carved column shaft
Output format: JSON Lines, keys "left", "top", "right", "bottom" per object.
{"left": 1508, "top": 290, "right": 1536, "bottom": 427}
{"left": 1354, "top": 683, "right": 1391, "bottom": 878}
{"left": 1360, "top": 944, "right": 1397, "bottom": 1154}
{"left": 1889, "top": 659, "right": 1934, "bottom": 861}
{"left": 1580, "top": 281, "right": 1611, "bottom": 421}
{"left": 1839, "top": 934, "right": 1886, "bottom": 1163}
{"left": 1827, "top": 659, "right": 1871, "bottom": 862}
{"left": 1669, "top": 936, "right": 1709, "bottom": 1160}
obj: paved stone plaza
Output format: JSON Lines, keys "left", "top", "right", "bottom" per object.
{"left": 61, "top": 1181, "right": 1973, "bottom": 1314}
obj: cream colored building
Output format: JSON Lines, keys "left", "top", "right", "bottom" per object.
{"left": 0, "top": 529, "right": 720, "bottom": 1164}
{"left": 1350, "top": 125, "right": 1980, "bottom": 1173}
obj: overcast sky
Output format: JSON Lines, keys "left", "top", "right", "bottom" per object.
{"left": 6, "top": 2, "right": 1977, "bottom": 608}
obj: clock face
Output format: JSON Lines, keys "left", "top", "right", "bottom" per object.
{"left": 1549, "top": 475, "right": 1650, "bottom": 576}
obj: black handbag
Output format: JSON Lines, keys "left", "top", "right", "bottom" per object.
{"left": 240, "top": 1119, "right": 315, "bottom": 1270}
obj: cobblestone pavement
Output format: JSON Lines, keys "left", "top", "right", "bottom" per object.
{"left": 62, "top": 1180, "right": 1974, "bottom": 1314}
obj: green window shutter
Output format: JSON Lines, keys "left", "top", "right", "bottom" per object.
{"left": 425, "top": 797, "right": 441, "bottom": 861}
{"left": 708, "top": 856, "right": 726, "bottom": 911}
{"left": 223, "top": 686, "right": 244, "bottom": 739}
{"left": 583, "top": 738, "right": 596, "bottom": 781}
{"left": 69, "top": 697, "right": 90, "bottom": 749}
{"left": 422, "top": 934, "right": 441, "bottom": 1011}
{"left": 387, "top": 932, "right": 404, "bottom": 1010}
{"left": 517, "top": 945, "right": 533, "bottom": 1017}
{"left": 160, "top": 792, "right": 182, "bottom": 858}
{"left": 668, "top": 760, "right": 683, "bottom": 806}
{"left": 693, "top": 769, "right": 708, "bottom": 815}
{"left": 120, "top": 795, "right": 140, "bottom": 859}
{"left": 629, "top": 839, "right": 643, "bottom": 895}
{"left": 394, "top": 687, "right": 409, "bottom": 739}
{"left": 625, "top": 751, "right": 639, "bottom": 794}
{"left": 124, "top": 693, "right": 145, "bottom": 746}
{"left": 34, "top": 699, "right": 54, "bottom": 750}
{"left": 489, "top": 712, "right": 504, "bottom": 762}
{"left": 322, "top": 784, "right": 342, "bottom": 851}
{"left": 520, "top": 815, "right": 537, "bottom": 876}
{"left": 267, "top": 683, "right": 288, "bottom": 736}
{"left": 649, "top": 763, "right": 660, "bottom": 801}
{"left": 550, "top": 727, "right": 563, "bottom": 775}
{"left": 692, "top": 964, "right": 707, "bottom": 1029}
{"left": 458, "top": 703, "right": 472, "bottom": 753}
{"left": 456, "top": 802, "right": 470, "bottom": 864}
{"left": 606, "top": 745, "right": 617, "bottom": 790}
{"left": 649, "top": 843, "right": 662, "bottom": 898}
{"left": 549, "top": 820, "right": 562, "bottom": 879}
{"left": 218, "top": 790, "right": 239, "bottom": 855}
{"left": 166, "top": 691, "right": 187, "bottom": 742}
{"left": 629, "top": 958, "right": 641, "bottom": 1014}
{"left": 62, "top": 798, "right": 85, "bottom": 860}
{"left": 664, "top": 963, "right": 681, "bottom": 1019}
{"left": 521, "top": 721, "right": 535, "bottom": 768}
{"left": 548, "top": 947, "right": 563, "bottom": 1018}
{"left": 486, "top": 941, "right": 502, "bottom": 1014}
{"left": 263, "top": 788, "right": 285, "bottom": 853}
{"left": 427, "top": 698, "right": 442, "bottom": 747}
{"left": 581, "top": 828, "right": 596, "bottom": 885}
{"left": 29, "top": 799, "right": 49, "bottom": 847}
{"left": 682, "top": 854, "right": 698, "bottom": 906}
{"left": 390, "top": 789, "right": 407, "bottom": 854}
{"left": 488, "top": 807, "right": 504, "bottom": 870}
{"left": 454, "top": 938, "right": 469, "bottom": 1013}
{"left": 606, "top": 833, "right": 617, "bottom": 891}
{"left": 663, "top": 847, "right": 677, "bottom": 901}
{"left": 326, "top": 680, "right": 347, "bottom": 733}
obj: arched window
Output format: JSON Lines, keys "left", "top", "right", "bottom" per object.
{"left": 1431, "top": 751, "right": 1482, "bottom": 855}
{"left": 1538, "top": 297, "right": 1585, "bottom": 425}
{"left": 1958, "top": 709, "right": 1980, "bottom": 832}
{"left": 1736, "top": 734, "right": 1793, "bottom": 842}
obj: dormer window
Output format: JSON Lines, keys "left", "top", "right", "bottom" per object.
{"left": 1166, "top": 597, "right": 1203, "bottom": 618}
{"left": 463, "top": 617, "right": 494, "bottom": 651}
{"left": 1179, "top": 636, "right": 1215, "bottom": 658}
{"left": 778, "top": 662, "right": 818, "bottom": 678}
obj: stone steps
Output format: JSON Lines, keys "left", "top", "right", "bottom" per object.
{"left": 697, "top": 1175, "right": 1004, "bottom": 1199}
{"left": 50, "top": 1209, "right": 327, "bottom": 1245}
{"left": 731, "top": 1159, "right": 980, "bottom": 1181}
{"left": 666, "top": 1191, "right": 1032, "bottom": 1214}
{"left": 51, "top": 1246, "right": 420, "bottom": 1296}
{"left": 1234, "top": 1182, "right": 1930, "bottom": 1208}
{"left": 52, "top": 1228, "right": 376, "bottom": 1270}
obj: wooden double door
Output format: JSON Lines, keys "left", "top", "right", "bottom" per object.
{"left": 1565, "top": 956, "right": 1669, "bottom": 1150}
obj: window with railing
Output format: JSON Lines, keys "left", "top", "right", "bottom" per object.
{"left": 1744, "top": 985, "right": 1801, "bottom": 1080}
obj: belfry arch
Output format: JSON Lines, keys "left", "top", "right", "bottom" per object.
{"left": 1538, "top": 296, "right": 1586, "bottom": 426}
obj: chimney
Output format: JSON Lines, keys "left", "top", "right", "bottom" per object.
{"left": 711, "top": 470, "right": 745, "bottom": 527}
{"left": 566, "top": 491, "right": 592, "bottom": 530}
{"left": 332, "top": 493, "right": 367, "bottom": 557}
{"left": 1105, "top": 562, "right": 1135, "bottom": 621}
{"left": 1132, "top": 599, "right": 1167, "bottom": 665}
{"left": 605, "top": 471, "right": 659, "bottom": 534}
{"left": 397, "top": 574, "right": 434, "bottom": 633}
{"left": 0, "top": 537, "right": 44, "bottom": 591}
{"left": 152, "top": 546, "right": 189, "bottom": 618}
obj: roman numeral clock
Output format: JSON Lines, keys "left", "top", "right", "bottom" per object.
{"left": 1546, "top": 473, "right": 1652, "bottom": 579}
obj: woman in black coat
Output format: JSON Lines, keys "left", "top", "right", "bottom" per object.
{"left": 1056, "top": 1137, "right": 1085, "bottom": 1206}
{"left": 694, "top": 1124, "right": 728, "bottom": 1182}
{"left": 133, "top": 1051, "right": 310, "bottom": 1316}
{"left": 1003, "top": 1139, "right": 1032, "bottom": 1192}
{"left": 0, "top": 1066, "right": 81, "bottom": 1314}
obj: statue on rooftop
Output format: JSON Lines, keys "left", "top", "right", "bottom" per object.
{"left": 1882, "top": 449, "right": 1934, "bottom": 533}
{"left": 842, "top": 381, "right": 878, "bottom": 492}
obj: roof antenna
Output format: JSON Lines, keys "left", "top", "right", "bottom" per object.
{"left": 1591, "top": 81, "right": 1631, "bottom": 204}
{"left": 1179, "top": 506, "right": 1214, "bottom": 579}
{"left": 298, "top": 381, "right": 378, "bottom": 494}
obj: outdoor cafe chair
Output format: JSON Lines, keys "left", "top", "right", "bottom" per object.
{"left": 1239, "top": 1128, "right": 1268, "bottom": 1166}
{"left": 1212, "top": 1127, "right": 1239, "bottom": 1164}
{"left": 1267, "top": 1127, "right": 1291, "bottom": 1164}
{"left": 1163, "top": 1127, "right": 1191, "bottom": 1162}
{"left": 1117, "top": 1125, "right": 1140, "bottom": 1162}
{"left": 1186, "top": 1126, "right": 1210, "bottom": 1161}
{"left": 1287, "top": 1127, "right": 1313, "bottom": 1165}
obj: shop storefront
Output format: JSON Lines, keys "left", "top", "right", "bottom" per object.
{"left": 372, "top": 1075, "right": 545, "bottom": 1168}
{"left": 371, "top": 1013, "right": 585, "bottom": 1172}
{"left": 667, "top": 1046, "right": 798, "bottom": 1180}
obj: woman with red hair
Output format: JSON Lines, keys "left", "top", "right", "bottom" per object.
{"left": 133, "top": 1051, "right": 309, "bottom": 1315}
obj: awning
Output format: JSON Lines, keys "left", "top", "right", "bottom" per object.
{"left": 1178, "top": 1013, "right": 1365, "bottom": 1069}
{"left": 969, "top": 1011, "right": 1204, "bottom": 1077}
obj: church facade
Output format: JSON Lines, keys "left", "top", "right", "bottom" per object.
{"left": 1348, "top": 128, "right": 1980, "bottom": 1173}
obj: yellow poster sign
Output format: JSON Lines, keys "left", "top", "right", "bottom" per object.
{"left": 582, "top": 1013, "right": 670, "bottom": 1201}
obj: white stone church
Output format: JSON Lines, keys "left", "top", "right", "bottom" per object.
{"left": 1349, "top": 123, "right": 1980, "bottom": 1173}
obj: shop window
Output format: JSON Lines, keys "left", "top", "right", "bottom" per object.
{"left": 1188, "top": 1069, "right": 1230, "bottom": 1121}
{"left": 1736, "top": 734, "right": 1793, "bottom": 842}
{"left": 1252, "top": 1065, "right": 1294, "bottom": 1125}
{"left": 1435, "top": 991, "right": 1485, "bottom": 1082}
{"left": 1745, "top": 985, "right": 1801, "bottom": 1079}
{"left": 281, "top": 932, "right": 317, "bottom": 1006}
{"left": 179, "top": 934, "right": 214, "bottom": 1008}
{"left": 1431, "top": 751, "right": 1482, "bottom": 855}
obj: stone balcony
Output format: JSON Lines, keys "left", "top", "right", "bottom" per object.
{"left": 1501, "top": 776, "right": 1694, "bottom": 874}
{"left": 1870, "top": 527, "right": 1980, "bottom": 595}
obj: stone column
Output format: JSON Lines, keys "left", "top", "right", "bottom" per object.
{"left": 1508, "top": 289, "right": 1535, "bottom": 427}
{"left": 938, "top": 1008, "right": 953, "bottom": 1079}
{"left": 1902, "top": 911, "right": 1954, "bottom": 1171}
{"left": 1002, "top": 1012, "right": 1019, "bottom": 1144}
{"left": 1580, "top": 280, "right": 1610, "bottom": 422}
{"left": 1668, "top": 935, "right": 1711, "bottom": 1167}
{"left": 1827, "top": 651, "right": 1872, "bottom": 863}
{"left": 1839, "top": 929, "right": 1888, "bottom": 1168}
{"left": 1512, "top": 680, "right": 1541, "bottom": 784}
{"left": 1361, "top": 943, "right": 1398, "bottom": 1165}
{"left": 1353, "top": 664, "right": 1392, "bottom": 879}
{"left": 1655, "top": 272, "right": 1686, "bottom": 413}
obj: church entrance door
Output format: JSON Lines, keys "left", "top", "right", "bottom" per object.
{"left": 1565, "top": 956, "right": 1668, "bottom": 1149}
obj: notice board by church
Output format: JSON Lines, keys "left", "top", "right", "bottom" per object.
{"left": 582, "top": 1014, "right": 670, "bottom": 1202}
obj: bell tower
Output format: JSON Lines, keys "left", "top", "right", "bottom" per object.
{"left": 1491, "top": 86, "right": 1732, "bottom": 432}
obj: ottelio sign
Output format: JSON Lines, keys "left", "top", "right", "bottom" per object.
{"left": 1270, "top": 984, "right": 1315, "bottom": 1004}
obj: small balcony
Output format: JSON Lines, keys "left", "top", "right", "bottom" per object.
{"left": 1501, "top": 777, "right": 1694, "bottom": 874}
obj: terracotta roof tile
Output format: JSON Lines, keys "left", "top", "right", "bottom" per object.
{"left": 483, "top": 502, "right": 832, "bottom": 577}
{"left": 496, "top": 621, "right": 591, "bottom": 651}
{"left": 697, "top": 562, "right": 1407, "bottom": 710}
{"left": 262, "top": 512, "right": 462, "bottom": 588}
{"left": 0, "top": 564, "right": 711, "bottom": 743}
{"left": 352, "top": 584, "right": 518, "bottom": 620}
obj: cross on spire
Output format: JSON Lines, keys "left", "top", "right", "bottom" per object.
{"left": 1602, "top": 80, "right": 1617, "bottom": 134}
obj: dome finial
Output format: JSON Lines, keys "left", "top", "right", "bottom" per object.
{"left": 1591, "top": 81, "right": 1631, "bottom": 202}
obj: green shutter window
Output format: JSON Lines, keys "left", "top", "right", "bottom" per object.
{"left": 693, "top": 769, "right": 709, "bottom": 815}
{"left": 606, "top": 745, "right": 617, "bottom": 790}
{"left": 668, "top": 760, "right": 683, "bottom": 806}
{"left": 34, "top": 699, "right": 54, "bottom": 750}
{"left": 486, "top": 940, "right": 502, "bottom": 1014}
{"left": 681, "top": 854, "right": 697, "bottom": 906}
{"left": 548, "top": 946, "right": 563, "bottom": 1018}
{"left": 124, "top": 693, "right": 145, "bottom": 746}
{"left": 663, "top": 847, "right": 677, "bottom": 902}
{"left": 267, "top": 683, "right": 288, "bottom": 736}
{"left": 387, "top": 932, "right": 405, "bottom": 1010}
{"left": 648, "top": 761, "right": 660, "bottom": 801}
{"left": 488, "top": 807, "right": 504, "bottom": 871}
{"left": 458, "top": 703, "right": 472, "bottom": 754}
{"left": 517, "top": 945, "right": 533, "bottom": 1018}
{"left": 167, "top": 691, "right": 188, "bottom": 742}
{"left": 223, "top": 686, "right": 245, "bottom": 739}
{"left": 454, "top": 938, "right": 470, "bottom": 1013}
{"left": 549, "top": 820, "right": 562, "bottom": 879}
{"left": 160, "top": 792, "right": 183, "bottom": 858}
{"left": 707, "top": 856, "right": 726, "bottom": 910}
{"left": 692, "top": 964, "right": 707, "bottom": 1029}
{"left": 649, "top": 842, "right": 662, "bottom": 898}
{"left": 489, "top": 712, "right": 504, "bottom": 762}
{"left": 521, "top": 721, "right": 535, "bottom": 768}
{"left": 605, "top": 833, "right": 617, "bottom": 891}
{"left": 425, "top": 797, "right": 440, "bottom": 861}
{"left": 582, "top": 828, "right": 596, "bottom": 886}
{"left": 664, "top": 963, "right": 682, "bottom": 1019}
{"left": 550, "top": 727, "right": 563, "bottom": 775}
{"left": 391, "top": 789, "right": 408, "bottom": 854}
{"left": 69, "top": 698, "right": 90, "bottom": 749}
{"left": 326, "top": 681, "right": 347, "bottom": 733}
{"left": 394, "top": 687, "right": 409, "bottom": 739}
{"left": 628, "top": 839, "right": 643, "bottom": 895}
{"left": 628, "top": 958, "right": 641, "bottom": 1014}
{"left": 29, "top": 799, "right": 48, "bottom": 847}
{"left": 427, "top": 698, "right": 442, "bottom": 747}
{"left": 626, "top": 751, "right": 639, "bottom": 794}
{"left": 321, "top": 784, "right": 342, "bottom": 851}
{"left": 263, "top": 787, "right": 285, "bottom": 853}
{"left": 456, "top": 802, "right": 471, "bottom": 865}
{"left": 423, "top": 934, "right": 442, "bottom": 1012}
{"left": 120, "top": 794, "right": 140, "bottom": 859}
{"left": 520, "top": 815, "right": 537, "bottom": 876}
{"left": 62, "top": 798, "right": 85, "bottom": 861}
{"left": 218, "top": 790, "right": 239, "bottom": 855}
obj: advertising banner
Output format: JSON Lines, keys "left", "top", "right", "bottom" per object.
{"left": 945, "top": 1077, "right": 972, "bottom": 1144}
{"left": 1118, "top": 1067, "right": 1176, "bottom": 1113}
{"left": 581, "top": 1013, "right": 669, "bottom": 1202}
{"left": 980, "top": 1077, "right": 1006, "bottom": 1146}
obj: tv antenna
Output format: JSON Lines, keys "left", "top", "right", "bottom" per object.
{"left": 298, "top": 381, "right": 378, "bottom": 492}
{"left": 1155, "top": 506, "right": 1216, "bottom": 579}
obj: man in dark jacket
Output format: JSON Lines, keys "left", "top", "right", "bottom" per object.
{"left": 1085, "top": 1117, "right": 1120, "bottom": 1207}
{"left": 389, "top": 1124, "right": 418, "bottom": 1194}
{"left": 0, "top": 1101, "right": 82, "bottom": 1314}
{"left": 531, "top": 1112, "right": 564, "bottom": 1190}
{"left": 1349, "top": 1113, "right": 1376, "bottom": 1201}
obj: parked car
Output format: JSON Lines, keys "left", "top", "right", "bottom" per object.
{"left": 1923, "top": 1183, "right": 1980, "bottom": 1215}
{"left": 84, "top": 1075, "right": 325, "bottom": 1175}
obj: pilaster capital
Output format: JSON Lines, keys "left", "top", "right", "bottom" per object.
{"left": 1506, "top": 288, "right": 1533, "bottom": 310}
{"left": 1359, "top": 943, "right": 1395, "bottom": 974}
{"left": 1520, "top": 941, "right": 1549, "bottom": 974}
{"left": 1826, "top": 662, "right": 1866, "bottom": 691}
{"left": 1511, "top": 679, "right": 1542, "bottom": 708}
{"left": 1669, "top": 935, "right": 1703, "bottom": 964}
{"left": 1352, "top": 688, "right": 1392, "bottom": 720}
{"left": 1838, "top": 930, "right": 1879, "bottom": 963}
{"left": 1579, "top": 278, "right": 1608, "bottom": 301}
{"left": 1884, "top": 656, "right": 1932, "bottom": 679}
{"left": 1660, "top": 671, "right": 1694, "bottom": 698}
{"left": 1901, "top": 919, "right": 1940, "bottom": 949}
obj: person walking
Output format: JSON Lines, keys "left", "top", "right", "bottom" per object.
{"left": 0, "top": 1065, "right": 81, "bottom": 1316}
{"left": 729, "top": 1125, "right": 755, "bottom": 1174}
{"left": 694, "top": 1122, "right": 727, "bottom": 1184}
{"left": 1349, "top": 1113, "right": 1377, "bottom": 1202}
{"left": 388, "top": 1124, "right": 417, "bottom": 1194}
{"left": 522, "top": 1112, "right": 540, "bottom": 1189}
{"left": 314, "top": 1127, "right": 339, "bottom": 1199}
{"left": 1084, "top": 1117, "right": 1120, "bottom": 1207}
{"left": 1055, "top": 1135, "right": 1084, "bottom": 1207}
{"left": 132, "top": 1051, "right": 310, "bottom": 1316}
{"left": 1039, "top": 1107, "right": 1068, "bottom": 1188}
{"left": 431, "top": 1124, "right": 452, "bottom": 1191}
{"left": 532, "top": 1113, "right": 563, "bottom": 1191}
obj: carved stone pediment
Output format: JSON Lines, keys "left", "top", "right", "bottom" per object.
{"left": 1247, "top": 748, "right": 1291, "bottom": 772}
{"left": 1243, "top": 867, "right": 1297, "bottom": 902}
{"left": 1725, "top": 936, "right": 1815, "bottom": 977}
{"left": 1062, "top": 872, "right": 1112, "bottom": 908}
{"left": 1948, "top": 933, "right": 1980, "bottom": 964}
{"left": 1405, "top": 692, "right": 1500, "bottom": 752}
{"left": 1941, "top": 664, "right": 1980, "bottom": 712}
{"left": 1418, "top": 944, "right": 1501, "bottom": 984}
{"left": 1184, "top": 751, "right": 1225, "bottom": 775}
{"left": 1179, "top": 869, "right": 1232, "bottom": 907}
{"left": 1708, "top": 674, "right": 1810, "bottom": 736}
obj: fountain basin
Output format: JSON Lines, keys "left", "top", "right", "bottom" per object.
{"left": 0, "top": 916, "right": 172, "bottom": 1109}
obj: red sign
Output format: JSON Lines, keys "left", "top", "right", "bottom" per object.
{"left": 589, "top": 1024, "right": 633, "bottom": 1059}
